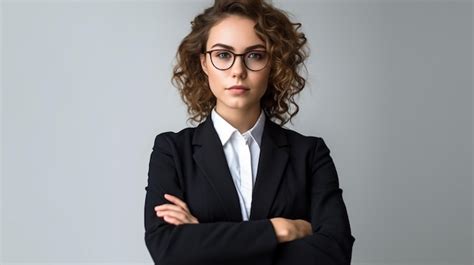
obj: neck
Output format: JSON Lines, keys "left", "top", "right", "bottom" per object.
{"left": 215, "top": 104, "right": 262, "bottom": 134}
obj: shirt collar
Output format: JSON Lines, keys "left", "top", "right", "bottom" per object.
{"left": 211, "top": 108, "right": 266, "bottom": 147}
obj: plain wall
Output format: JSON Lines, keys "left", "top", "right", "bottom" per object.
{"left": 1, "top": 0, "right": 472, "bottom": 264}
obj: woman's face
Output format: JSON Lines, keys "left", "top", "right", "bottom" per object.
{"left": 200, "top": 15, "right": 271, "bottom": 115}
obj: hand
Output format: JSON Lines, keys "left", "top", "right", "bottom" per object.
{"left": 270, "top": 217, "right": 312, "bottom": 243}
{"left": 154, "top": 194, "right": 199, "bottom": 225}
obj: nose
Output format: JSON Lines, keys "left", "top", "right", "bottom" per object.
{"left": 231, "top": 55, "right": 247, "bottom": 78}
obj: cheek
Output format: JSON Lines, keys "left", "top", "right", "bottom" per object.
{"left": 207, "top": 70, "right": 225, "bottom": 93}
{"left": 207, "top": 70, "right": 222, "bottom": 90}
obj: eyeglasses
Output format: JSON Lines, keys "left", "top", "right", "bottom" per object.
{"left": 203, "top": 49, "right": 269, "bottom": 71}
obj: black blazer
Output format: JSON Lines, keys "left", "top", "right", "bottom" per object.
{"left": 144, "top": 114, "right": 355, "bottom": 265}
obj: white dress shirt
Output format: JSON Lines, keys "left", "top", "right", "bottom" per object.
{"left": 211, "top": 108, "right": 265, "bottom": 221}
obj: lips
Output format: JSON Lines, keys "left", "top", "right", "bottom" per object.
{"left": 227, "top": 85, "right": 250, "bottom": 90}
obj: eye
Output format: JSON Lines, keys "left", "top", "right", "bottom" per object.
{"left": 247, "top": 51, "right": 266, "bottom": 60}
{"left": 215, "top": 51, "right": 232, "bottom": 59}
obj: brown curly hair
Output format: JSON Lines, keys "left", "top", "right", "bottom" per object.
{"left": 172, "top": 0, "right": 308, "bottom": 126}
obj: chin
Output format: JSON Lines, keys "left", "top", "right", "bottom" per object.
{"left": 216, "top": 96, "right": 260, "bottom": 111}
{"left": 226, "top": 104, "right": 248, "bottom": 110}
{"left": 220, "top": 99, "right": 243, "bottom": 107}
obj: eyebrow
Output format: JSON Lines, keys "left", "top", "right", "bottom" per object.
{"left": 210, "top": 43, "right": 266, "bottom": 51}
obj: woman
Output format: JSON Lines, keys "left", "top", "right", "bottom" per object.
{"left": 144, "top": 1, "right": 355, "bottom": 264}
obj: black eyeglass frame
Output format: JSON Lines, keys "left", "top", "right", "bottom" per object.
{"left": 202, "top": 49, "right": 270, "bottom": 72}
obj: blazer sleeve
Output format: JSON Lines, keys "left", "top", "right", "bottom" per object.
{"left": 273, "top": 137, "right": 356, "bottom": 265}
{"left": 144, "top": 133, "right": 279, "bottom": 265}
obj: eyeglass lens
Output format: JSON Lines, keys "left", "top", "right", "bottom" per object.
{"left": 209, "top": 50, "right": 268, "bottom": 71}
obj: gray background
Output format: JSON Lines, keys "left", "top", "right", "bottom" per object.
{"left": 1, "top": 0, "right": 472, "bottom": 264}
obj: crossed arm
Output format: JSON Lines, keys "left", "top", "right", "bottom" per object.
{"left": 155, "top": 193, "right": 313, "bottom": 243}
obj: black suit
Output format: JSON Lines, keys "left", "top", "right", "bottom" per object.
{"left": 144, "top": 114, "right": 355, "bottom": 265}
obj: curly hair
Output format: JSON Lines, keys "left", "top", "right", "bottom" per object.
{"left": 172, "top": 0, "right": 308, "bottom": 126}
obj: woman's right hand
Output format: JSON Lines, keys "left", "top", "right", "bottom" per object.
{"left": 269, "top": 217, "right": 313, "bottom": 243}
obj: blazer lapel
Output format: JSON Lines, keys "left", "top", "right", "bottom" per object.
{"left": 250, "top": 117, "right": 289, "bottom": 220}
{"left": 192, "top": 117, "right": 243, "bottom": 222}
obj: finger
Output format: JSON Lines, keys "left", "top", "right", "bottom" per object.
{"left": 158, "top": 210, "right": 197, "bottom": 225}
{"left": 155, "top": 201, "right": 188, "bottom": 213}
{"left": 158, "top": 208, "right": 199, "bottom": 224}
{"left": 157, "top": 209, "right": 199, "bottom": 224}
{"left": 163, "top": 215, "right": 183, "bottom": 226}
{"left": 156, "top": 209, "right": 191, "bottom": 223}
{"left": 154, "top": 203, "right": 176, "bottom": 210}
{"left": 164, "top": 194, "right": 190, "bottom": 212}
{"left": 155, "top": 204, "right": 188, "bottom": 214}
{"left": 155, "top": 205, "right": 197, "bottom": 224}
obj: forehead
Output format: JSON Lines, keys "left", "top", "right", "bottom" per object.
{"left": 206, "top": 15, "right": 265, "bottom": 50}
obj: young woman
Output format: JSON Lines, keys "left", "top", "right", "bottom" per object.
{"left": 144, "top": 1, "right": 355, "bottom": 264}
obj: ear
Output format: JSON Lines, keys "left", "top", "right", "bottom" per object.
{"left": 200, "top": 53, "right": 209, "bottom": 76}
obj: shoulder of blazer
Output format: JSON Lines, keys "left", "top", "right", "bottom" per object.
{"left": 151, "top": 125, "right": 196, "bottom": 155}
{"left": 151, "top": 115, "right": 222, "bottom": 154}
{"left": 272, "top": 121, "right": 324, "bottom": 150}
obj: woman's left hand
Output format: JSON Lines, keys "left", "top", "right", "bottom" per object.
{"left": 154, "top": 194, "right": 199, "bottom": 225}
